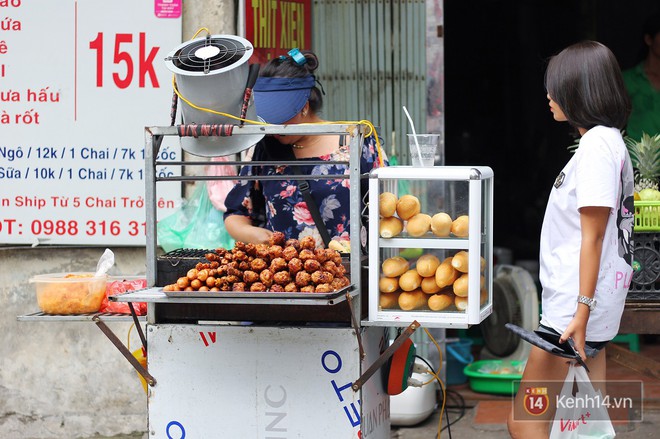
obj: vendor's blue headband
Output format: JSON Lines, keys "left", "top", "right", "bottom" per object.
{"left": 253, "top": 75, "right": 316, "bottom": 124}
{"left": 253, "top": 75, "right": 316, "bottom": 92}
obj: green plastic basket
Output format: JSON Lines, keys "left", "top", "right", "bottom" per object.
{"left": 634, "top": 201, "right": 660, "bottom": 232}
{"left": 463, "top": 360, "right": 524, "bottom": 395}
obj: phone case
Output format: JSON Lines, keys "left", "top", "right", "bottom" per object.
{"left": 505, "top": 323, "right": 590, "bottom": 372}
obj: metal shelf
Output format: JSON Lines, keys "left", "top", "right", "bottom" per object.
{"left": 17, "top": 311, "right": 145, "bottom": 322}
{"left": 378, "top": 236, "right": 470, "bottom": 250}
{"left": 110, "top": 286, "right": 358, "bottom": 306}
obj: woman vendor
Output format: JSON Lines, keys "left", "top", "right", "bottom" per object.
{"left": 223, "top": 49, "right": 386, "bottom": 246}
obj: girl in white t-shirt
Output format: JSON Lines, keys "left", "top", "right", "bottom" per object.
{"left": 508, "top": 41, "right": 633, "bottom": 438}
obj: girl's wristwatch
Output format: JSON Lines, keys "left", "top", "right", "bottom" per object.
{"left": 577, "top": 295, "right": 597, "bottom": 311}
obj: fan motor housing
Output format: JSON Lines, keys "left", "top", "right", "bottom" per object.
{"left": 164, "top": 35, "right": 265, "bottom": 157}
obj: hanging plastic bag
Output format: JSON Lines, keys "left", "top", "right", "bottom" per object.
{"left": 549, "top": 365, "right": 616, "bottom": 439}
{"left": 99, "top": 277, "right": 148, "bottom": 315}
{"left": 157, "top": 182, "right": 235, "bottom": 252}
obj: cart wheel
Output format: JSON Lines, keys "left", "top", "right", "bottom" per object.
{"left": 632, "top": 246, "right": 660, "bottom": 286}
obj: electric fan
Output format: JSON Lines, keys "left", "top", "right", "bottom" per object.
{"left": 480, "top": 264, "right": 539, "bottom": 362}
{"left": 164, "top": 35, "right": 264, "bottom": 156}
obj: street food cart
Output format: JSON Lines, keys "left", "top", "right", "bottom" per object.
{"left": 100, "top": 122, "right": 494, "bottom": 438}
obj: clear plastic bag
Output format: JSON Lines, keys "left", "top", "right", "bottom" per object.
{"left": 549, "top": 365, "right": 616, "bottom": 439}
{"left": 157, "top": 182, "right": 235, "bottom": 252}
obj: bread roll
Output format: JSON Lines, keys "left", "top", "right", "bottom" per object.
{"left": 451, "top": 251, "right": 469, "bottom": 273}
{"left": 380, "top": 216, "right": 404, "bottom": 238}
{"left": 379, "top": 276, "right": 400, "bottom": 293}
{"left": 396, "top": 195, "right": 421, "bottom": 220}
{"left": 379, "top": 192, "right": 398, "bottom": 218}
{"left": 451, "top": 215, "right": 469, "bottom": 237}
{"left": 421, "top": 276, "right": 441, "bottom": 294}
{"left": 453, "top": 273, "right": 469, "bottom": 297}
{"left": 428, "top": 293, "right": 453, "bottom": 311}
{"left": 454, "top": 295, "right": 468, "bottom": 311}
{"left": 406, "top": 213, "right": 432, "bottom": 237}
{"left": 431, "top": 212, "right": 452, "bottom": 237}
{"left": 416, "top": 254, "right": 440, "bottom": 277}
{"left": 380, "top": 291, "right": 401, "bottom": 309}
{"left": 399, "top": 269, "right": 422, "bottom": 291}
{"left": 435, "top": 257, "right": 460, "bottom": 288}
{"left": 398, "top": 289, "right": 427, "bottom": 311}
{"left": 382, "top": 256, "right": 409, "bottom": 277}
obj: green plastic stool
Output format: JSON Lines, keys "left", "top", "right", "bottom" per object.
{"left": 612, "top": 333, "right": 640, "bottom": 353}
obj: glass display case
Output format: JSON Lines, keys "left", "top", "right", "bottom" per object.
{"left": 365, "top": 166, "right": 494, "bottom": 328}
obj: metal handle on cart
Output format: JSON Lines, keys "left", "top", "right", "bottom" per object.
{"left": 93, "top": 316, "right": 156, "bottom": 387}
{"left": 351, "top": 320, "right": 420, "bottom": 392}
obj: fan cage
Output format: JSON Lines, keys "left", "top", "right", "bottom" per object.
{"left": 165, "top": 35, "right": 253, "bottom": 76}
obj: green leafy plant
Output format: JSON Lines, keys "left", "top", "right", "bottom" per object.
{"left": 625, "top": 132, "right": 660, "bottom": 192}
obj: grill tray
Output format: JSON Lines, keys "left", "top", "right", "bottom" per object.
{"left": 156, "top": 248, "right": 214, "bottom": 287}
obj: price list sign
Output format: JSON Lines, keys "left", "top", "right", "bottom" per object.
{"left": 0, "top": 0, "right": 182, "bottom": 245}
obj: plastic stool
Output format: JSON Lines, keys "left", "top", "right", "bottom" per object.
{"left": 612, "top": 333, "right": 640, "bottom": 353}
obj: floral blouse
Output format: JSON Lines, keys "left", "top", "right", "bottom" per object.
{"left": 224, "top": 136, "right": 385, "bottom": 245}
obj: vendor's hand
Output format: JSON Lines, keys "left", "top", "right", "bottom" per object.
{"left": 559, "top": 308, "right": 589, "bottom": 362}
{"left": 247, "top": 226, "right": 273, "bottom": 245}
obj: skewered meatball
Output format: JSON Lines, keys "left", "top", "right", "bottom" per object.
{"left": 259, "top": 269, "right": 274, "bottom": 287}
{"left": 284, "top": 282, "right": 298, "bottom": 292}
{"left": 250, "top": 282, "right": 267, "bottom": 292}
{"left": 322, "top": 261, "right": 338, "bottom": 276}
{"left": 232, "top": 250, "right": 247, "bottom": 261}
{"left": 225, "top": 275, "right": 240, "bottom": 284}
{"left": 285, "top": 238, "right": 300, "bottom": 250}
{"left": 269, "top": 284, "right": 284, "bottom": 293}
{"left": 314, "top": 248, "right": 329, "bottom": 263}
{"left": 232, "top": 282, "right": 247, "bottom": 291}
{"left": 268, "top": 245, "right": 283, "bottom": 259}
{"left": 331, "top": 276, "right": 350, "bottom": 290}
{"left": 238, "top": 261, "right": 249, "bottom": 271}
{"left": 298, "top": 249, "right": 315, "bottom": 261}
{"left": 300, "top": 285, "right": 316, "bottom": 293}
{"left": 288, "top": 258, "right": 303, "bottom": 274}
{"left": 295, "top": 271, "right": 312, "bottom": 287}
{"left": 282, "top": 246, "right": 298, "bottom": 261}
{"left": 273, "top": 271, "right": 291, "bottom": 285}
{"left": 250, "top": 258, "right": 268, "bottom": 272}
{"left": 243, "top": 270, "right": 259, "bottom": 284}
{"left": 300, "top": 235, "right": 316, "bottom": 250}
{"left": 270, "top": 257, "right": 287, "bottom": 272}
{"left": 255, "top": 244, "right": 269, "bottom": 259}
{"left": 269, "top": 231, "right": 286, "bottom": 247}
{"left": 311, "top": 270, "right": 334, "bottom": 284}
{"left": 227, "top": 266, "right": 243, "bottom": 277}
{"left": 315, "top": 283, "right": 332, "bottom": 293}
{"left": 245, "top": 243, "right": 257, "bottom": 256}
{"left": 304, "top": 259, "right": 321, "bottom": 273}
{"left": 206, "top": 276, "right": 216, "bottom": 288}
{"left": 205, "top": 252, "right": 219, "bottom": 262}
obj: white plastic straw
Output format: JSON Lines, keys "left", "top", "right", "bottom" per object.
{"left": 402, "top": 105, "right": 422, "bottom": 163}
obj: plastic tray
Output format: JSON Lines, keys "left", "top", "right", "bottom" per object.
{"left": 463, "top": 360, "right": 524, "bottom": 395}
{"left": 634, "top": 201, "right": 660, "bottom": 232}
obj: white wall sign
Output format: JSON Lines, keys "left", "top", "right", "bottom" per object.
{"left": 0, "top": 0, "right": 182, "bottom": 246}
